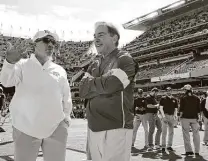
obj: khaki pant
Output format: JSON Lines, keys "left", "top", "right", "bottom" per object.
{"left": 89, "top": 128, "right": 133, "bottom": 161}
{"left": 181, "top": 118, "right": 200, "bottom": 153}
{"left": 203, "top": 116, "right": 208, "bottom": 142}
{"left": 146, "top": 113, "right": 162, "bottom": 146}
{"left": 161, "top": 114, "right": 174, "bottom": 148}
{"left": 132, "top": 114, "right": 148, "bottom": 146}
{"left": 13, "top": 120, "right": 68, "bottom": 161}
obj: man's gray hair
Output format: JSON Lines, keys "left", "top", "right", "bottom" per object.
{"left": 95, "top": 21, "right": 120, "bottom": 47}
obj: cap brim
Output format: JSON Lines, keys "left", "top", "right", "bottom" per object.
{"left": 33, "top": 31, "right": 59, "bottom": 42}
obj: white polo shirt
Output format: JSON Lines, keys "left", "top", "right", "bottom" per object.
{"left": 0, "top": 54, "right": 72, "bottom": 139}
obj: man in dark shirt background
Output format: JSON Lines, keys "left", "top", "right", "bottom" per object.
{"left": 159, "top": 87, "right": 178, "bottom": 153}
{"left": 200, "top": 91, "right": 208, "bottom": 146}
{"left": 146, "top": 87, "right": 162, "bottom": 150}
{"left": 180, "top": 84, "right": 200, "bottom": 156}
{"left": 132, "top": 89, "right": 149, "bottom": 151}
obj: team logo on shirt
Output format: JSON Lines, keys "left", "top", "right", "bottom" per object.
{"left": 52, "top": 71, "right": 60, "bottom": 77}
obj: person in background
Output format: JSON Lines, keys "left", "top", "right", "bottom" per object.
{"left": 146, "top": 87, "right": 162, "bottom": 150}
{"left": 132, "top": 88, "right": 149, "bottom": 152}
{"left": 180, "top": 84, "right": 201, "bottom": 156}
{"left": 159, "top": 87, "right": 178, "bottom": 153}
{"left": 200, "top": 91, "right": 208, "bottom": 146}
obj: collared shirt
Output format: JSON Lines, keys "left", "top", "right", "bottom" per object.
{"left": 179, "top": 94, "right": 200, "bottom": 119}
{"left": 160, "top": 96, "right": 178, "bottom": 115}
{"left": 0, "top": 54, "right": 72, "bottom": 139}
{"left": 134, "top": 97, "right": 147, "bottom": 115}
{"left": 146, "top": 95, "right": 158, "bottom": 114}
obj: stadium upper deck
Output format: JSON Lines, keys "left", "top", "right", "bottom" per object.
{"left": 122, "top": 0, "right": 208, "bottom": 92}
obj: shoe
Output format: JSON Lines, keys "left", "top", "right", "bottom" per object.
{"left": 131, "top": 146, "right": 135, "bottom": 152}
{"left": 162, "top": 148, "right": 166, "bottom": 153}
{"left": 174, "top": 125, "right": 178, "bottom": 128}
{"left": 199, "top": 129, "right": 204, "bottom": 131}
{"left": 154, "top": 145, "right": 161, "bottom": 150}
{"left": 147, "top": 145, "right": 154, "bottom": 151}
{"left": 182, "top": 152, "right": 194, "bottom": 156}
{"left": 195, "top": 153, "right": 200, "bottom": 156}
{"left": 167, "top": 147, "right": 174, "bottom": 152}
{"left": 131, "top": 146, "right": 139, "bottom": 153}
{"left": 142, "top": 145, "right": 149, "bottom": 151}
{"left": 202, "top": 142, "right": 208, "bottom": 146}
{"left": 0, "top": 127, "right": 5, "bottom": 132}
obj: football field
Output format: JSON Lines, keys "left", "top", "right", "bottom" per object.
{"left": 0, "top": 119, "right": 208, "bottom": 161}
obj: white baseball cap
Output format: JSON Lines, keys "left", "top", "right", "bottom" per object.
{"left": 33, "top": 30, "right": 59, "bottom": 42}
{"left": 183, "top": 84, "right": 192, "bottom": 90}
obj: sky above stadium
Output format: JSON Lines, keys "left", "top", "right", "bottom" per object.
{"left": 0, "top": 0, "right": 178, "bottom": 46}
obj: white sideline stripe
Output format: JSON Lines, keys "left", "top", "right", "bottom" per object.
{"left": 111, "top": 68, "right": 130, "bottom": 88}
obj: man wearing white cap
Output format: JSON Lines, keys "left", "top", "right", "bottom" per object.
{"left": 180, "top": 84, "right": 201, "bottom": 156}
{"left": 0, "top": 30, "right": 72, "bottom": 161}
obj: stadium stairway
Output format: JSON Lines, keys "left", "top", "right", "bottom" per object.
{"left": 166, "top": 58, "right": 194, "bottom": 75}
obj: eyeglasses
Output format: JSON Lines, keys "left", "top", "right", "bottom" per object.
{"left": 36, "top": 37, "right": 56, "bottom": 45}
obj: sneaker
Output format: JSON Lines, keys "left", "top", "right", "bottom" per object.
{"left": 162, "top": 148, "right": 166, "bottom": 153}
{"left": 202, "top": 142, "right": 208, "bottom": 146}
{"left": 182, "top": 152, "right": 194, "bottom": 156}
{"left": 167, "top": 147, "right": 174, "bottom": 152}
{"left": 131, "top": 146, "right": 139, "bottom": 153}
{"left": 147, "top": 145, "right": 154, "bottom": 151}
{"left": 154, "top": 145, "right": 161, "bottom": 150}
{"left": 195, "top": 153, "right": 200, "bottom": 156}
{"left": 143, "top": 145, "right": 149, "bottom": 151}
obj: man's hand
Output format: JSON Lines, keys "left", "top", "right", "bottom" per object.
{"left": 83, "top": 72, "right": 93, "bottom": 79}
{"left": 64, "top": 117, "right": 71, "bottom": 127}
{"left": 6, "top": 39, "right": 28, "bottom": 64}
{"left": 174, "top": 115, "right": 178, "bottom": 120}
{"left": 135, "top": 107, "right": 139, "bottom": 110}
{"left": 197, "top": 114, "right": 202, "bottom": 122}
{"left": 162, "top": 116, "right": 168, "bottom": 123}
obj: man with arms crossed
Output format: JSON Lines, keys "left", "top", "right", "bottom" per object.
{"left": 0, "top": 30, "right": 72, "bottom": 161}
{"left": 79, "top": 22, "right": 137, "bottom": 161}
{"left": 132, "top": 88, "right": 149, "bottom": 151}
{"left": 146, "top": 87, "right": 162, "bottom": 150}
